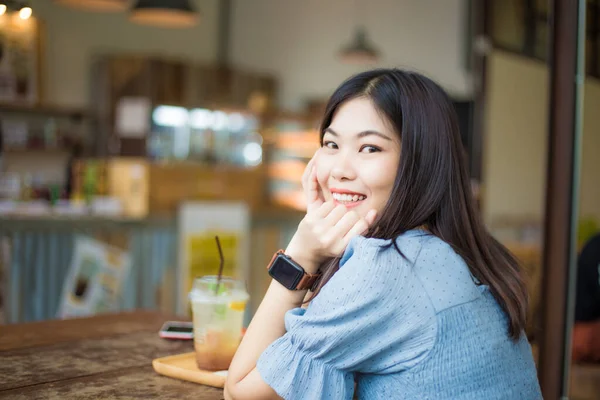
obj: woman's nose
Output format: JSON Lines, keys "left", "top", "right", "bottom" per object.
{"left": 330, "top": 152, "right": 357, "bottom": 181}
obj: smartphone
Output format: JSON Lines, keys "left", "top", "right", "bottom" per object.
{"left": 159, "top": 321, "right": 194, "bottom": 340}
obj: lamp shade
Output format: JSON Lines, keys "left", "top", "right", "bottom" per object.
{"left": 339, "top": 27, "right": 380, "bottom": 65}
{"left": 53, "top": 0, "right": 128, "bottom": 12}
{"left": 129, "top": 0, "right": 198, "bottom": 28}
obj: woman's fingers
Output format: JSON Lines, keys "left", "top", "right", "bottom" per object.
{"left": 364, "top": 209, "right": 377, "bottom": 225}
{"left": 324, "top": 208, "right": 378, "bottom": 255}
{"left": 302, "top": 150, "right": 320, "bottom": 190}
{"left": 323, "top": 204, "right": 348, "bottom": 226}
{"left": 307, "top": 166, "right": 318, "bottom": 202}
{"left": 306, "top": 165, "right": 324, "bottom": 213}
{"left": 301, "top": 155, "right": 316, "bottom": 189}
{"left": 307, "top": 203, "right": 378, "bottom": 257}
{"left": 326, "top": 211, "right": 361, "bottom": 244}
{"left": 339, "top": 210, "right": 377, "bottom": 251}
{"left": 312, "top": 200, "right": 336, "bottom": 219}
{"left": 342, "top": 216, "right": 371, "bottom": 241}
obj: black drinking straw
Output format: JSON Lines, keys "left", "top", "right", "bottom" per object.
{"left": 214, "top": 236, "right": 225, "bottom": 295}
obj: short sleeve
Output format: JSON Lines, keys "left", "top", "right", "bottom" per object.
{"left": 257, "top": 236, "right": 437, "bottom": 400}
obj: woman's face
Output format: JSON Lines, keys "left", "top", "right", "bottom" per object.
{"left": 317, "top": 97, "right": 401, "bottom": 217}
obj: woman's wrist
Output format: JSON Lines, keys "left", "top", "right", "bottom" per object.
{"left": 285, "top": 241, "right": 321, "bottom": 275}
{"left": 268, "top": 278, "right": 307, "bottom": 306}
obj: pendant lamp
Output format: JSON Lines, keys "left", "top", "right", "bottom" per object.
{"left": 53, "top": 0, "right": 128, "bottom": 12}
{"left": 339, "top": 27, "right": 380, "bottom": 65}
{"left": 129, "top": 0, "right": 198, "bottom": 28}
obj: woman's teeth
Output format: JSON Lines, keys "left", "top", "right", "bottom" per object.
{"left": 332, "top": 193, "right": 366, "bottom": 203}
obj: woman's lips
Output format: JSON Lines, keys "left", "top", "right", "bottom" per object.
{"left": 330, "top": 191, "right": 367, "bottom": 209}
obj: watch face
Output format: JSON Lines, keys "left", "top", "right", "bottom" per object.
{"left": 268, "top": 255, "right": 303, "bottom": 289}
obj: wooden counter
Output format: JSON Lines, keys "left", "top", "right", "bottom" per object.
{"left": 0, "top": 311, "right": 223, "bottom": 399}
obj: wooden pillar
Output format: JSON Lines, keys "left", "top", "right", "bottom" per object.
{"left": 537, "top": 0, "right": 585, "bottom": 398}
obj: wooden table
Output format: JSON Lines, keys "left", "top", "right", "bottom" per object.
{"left": 0, "top": 311, "right": 224, "bottom": 399}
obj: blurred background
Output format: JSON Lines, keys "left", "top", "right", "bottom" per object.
{"left": 0, "top": 0, "right": 598, "bottom": 398}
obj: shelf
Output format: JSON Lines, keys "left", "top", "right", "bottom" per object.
{"left": 2, "top": 148, "right": 70, "bottom": 155}
{"left": 0, "top": 103, "right": 91, "bottom": 119}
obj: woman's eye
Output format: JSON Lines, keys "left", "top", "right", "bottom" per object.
{"left": 323, "top": 141, "right": 338, "bottom": 149}
{"left": 360, "top": 145, "right": 380, "bottom": 153}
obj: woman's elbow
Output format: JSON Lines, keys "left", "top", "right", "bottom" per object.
{"left": 224, "top": 380, "right": 237, "bottom": 400}
{"left": 224, "top": 375, "right": 282, "bottom": 400}
{"left": 223, "top": 382, "right": 234, "bottom": 400}
{"left": 224, "top": 379, "right": 246, "bottom": 400}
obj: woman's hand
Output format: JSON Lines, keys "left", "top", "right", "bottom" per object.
{"left": 301, "top": 150, "right": 325, "bottom": 212}
{"left": 287, "top": 155, "right": 377, "bottom": 273}
{"left": 287, "top": 202, "right": 376, "bottom": 273}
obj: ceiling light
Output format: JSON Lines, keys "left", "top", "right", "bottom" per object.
{"left": 19, "top": 6, "right": 32, "bottom": 19}
{"left": 339, "top": 27, "right": 380, "bottom": 65}
{"left": 0, "top": 4, "right": 6, "bottom": 15}
{"left": 53, "top": 0, "right": 128, "bottom": 12}
{"left": 130, "top": 0, "right": 198, "bottom": 28}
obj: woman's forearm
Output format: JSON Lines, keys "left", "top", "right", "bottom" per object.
{"left": 226, "top": 248, "right": 317, "bottom": 388}
{"left": 227, "top": 280, "right": 304, "bottom": 384}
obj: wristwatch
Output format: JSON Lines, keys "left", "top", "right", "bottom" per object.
{"left": 266, "top": 250, "right": 321, "bottom": 291}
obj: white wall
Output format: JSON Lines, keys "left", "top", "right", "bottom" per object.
{"left": 483, "top": 50, "right": 600, "bottom": 231}
{"left": 32, "top": 0, "right": 471, "bottom": 110}
{"left": 229, "top": 0, "right": 473, "bottom": 111}
{"left": 32, "top": 0, "right": 220, "bottom": 107}
{"left": 580, "top": 78, "right": 600, "bottom": 222}
{"left": 483, "top": 51, "right": 549, "bottom": 226}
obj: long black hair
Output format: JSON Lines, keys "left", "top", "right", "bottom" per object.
{"left": 308, "top": 69, "right": 528, "bottom": 340}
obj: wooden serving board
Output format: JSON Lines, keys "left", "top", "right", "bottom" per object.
{"left": 152, "top": 352, "right": 228, "bottom": 389}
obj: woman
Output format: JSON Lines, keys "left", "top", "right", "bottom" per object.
{"left": 225, "top": 69, "right": 542, "bottom": 399}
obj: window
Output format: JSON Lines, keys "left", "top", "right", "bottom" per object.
{"left": 490, "top": 0, "right": 600, "bottom": 78}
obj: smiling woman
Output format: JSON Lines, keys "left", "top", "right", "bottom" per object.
{"left": 224, "top": 69, "right": 542, "bottom": 400}
{"left": 317, "top": 98, "right": 401, "bottom": 215}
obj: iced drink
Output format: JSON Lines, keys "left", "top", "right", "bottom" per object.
{"left": 189, "top": 276, "right": 249, "bottom": 371}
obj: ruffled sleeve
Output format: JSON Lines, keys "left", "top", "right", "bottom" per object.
{"left": 256, "top": 236, "right": 437, "bottom": 400}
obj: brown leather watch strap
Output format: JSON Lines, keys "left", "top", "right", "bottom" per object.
{"left": 296, "top": 271, "right": 321, "bottom": 291}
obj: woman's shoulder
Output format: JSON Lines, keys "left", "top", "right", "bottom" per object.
{"left": 347, "top": 229, "right": 472, "bottom": 275}
{"left": 341, "top": 229, "right": 470, "bottom": 268}
{"left": 340, "top": 230, "right": 481, "bottom": 313}
{"left": 335, "top": 230, "right": 433, "bottom": 291}
{"left": 407, "top": 234, "right": 482, "bottom": 313}
{"left": 342, "top": 229, "right": 432, "bottom": 262}
{"left": 314, "top": 233, "right": 438, "bottom": 330}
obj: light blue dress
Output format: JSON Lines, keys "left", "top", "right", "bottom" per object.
{"left": 257, "top": 230, "right": 542, "bottom": 399}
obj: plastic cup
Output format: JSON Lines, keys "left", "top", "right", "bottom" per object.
{"left": 189, "top": 276, "right": 249, "bottom": 371}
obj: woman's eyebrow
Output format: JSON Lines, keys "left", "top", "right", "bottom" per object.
{"left": 324, "top": 127, "right": 392, "bottom": 141}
